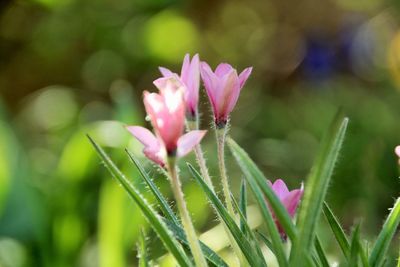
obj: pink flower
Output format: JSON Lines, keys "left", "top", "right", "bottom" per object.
{"left": 395, "top": 146, "right": 400, "bottom": 164}
{"left": 159, "top": 54, "right": 200, "bottom": 119}
{"left": 127, "top": 76, "right": 206, "bottom": 166}
{"left": 267, "top": 179, "right": 304, "bottom": 239}
{"left": 200, "top": 62, "right": 252, "bottom": 127}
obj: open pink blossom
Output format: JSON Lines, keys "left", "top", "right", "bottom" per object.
{"left": 200, "top": 62, "right": 252, "bottom": 127}
{"left": 267, "top": 179, "right": 304, "bottom": 239}
{"left": 395, "top": 146, "right": 400, "bottom": 164}
{"left": 159, "top": 54, "right": 200, "bottom": 119}
{"left": 127, "top": 76, "right": 206, "bottom": 166}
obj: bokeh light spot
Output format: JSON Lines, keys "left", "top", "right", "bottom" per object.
{"left": 29, "top": 86, "right": 78, "bottom": 130}
{"left": 144, "top": 10, "right": 199, "bottom": 63}
{"left": 82, "top": 50, "right": 126, "bottom": 91}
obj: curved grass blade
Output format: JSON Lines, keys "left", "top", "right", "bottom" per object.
{"left": 358, "top": 239, "right": 369, "bottom": 267}
{"left": 137, "top": 229, "right": 149, "bottom": 267}
{"left": 239, "top": 170, "right": 289, "bottom": 267}
{"left": 290, "top": 112, "right": 348, "bottom": 265}
{"left": 323, "top": 202, "right": 350, "bottom": 258}
{"left": 88, "top": 136, "right": 193, "bottom": 267}
{"left": 230, "top": 193, "right": 267, "bottom": 266}
{"left": 163, "top": 218, "right": 229, "bottom": 267}
{"left": 256, "top": 230, "right": 275, "bottom": 254}
{"left": 315, "top": 235, "right": 330, "bottom": 267}
{"left": 239, "top": 180, "right": 248, "bottom": 234}
{"left": 187, "top": 163, "right": 267, "bottom": 267}
{"left": 126, "top": 150, "right": 227, "bottom": 267}
{"left": 349, "top": 224, "right": 361, "bottom": 267}
{"left": 227, "top": 138, "right": 297, "bottom": 242}
{"left": 369, "top": 197, "right": 400, "bottom": 267}
{"left": 126, "top": 149, "right": 179, "bottom": 225}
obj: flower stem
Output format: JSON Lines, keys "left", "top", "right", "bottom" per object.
{"left": 186, "top": 119, "right": 214, "bottom": 190}
{"left": 167, "top": 158, "right": 208, "bottom": 267}
{"left": 215, "top": 125, "right": 249, "bottom": 266}
{"left": 216, "top": 126, "right": 235, "bottom": 217}
{"left": 188, "top": 119, "right": 247, "bottom": 266}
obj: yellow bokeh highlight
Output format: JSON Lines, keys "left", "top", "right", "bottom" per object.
{"left": 144, "top": 10, "right": 199, "bottom": 63}
{"left": 388, "top": 31, "right": 400, "bottom": 90}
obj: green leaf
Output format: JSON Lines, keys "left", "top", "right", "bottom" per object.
{"left": 227, "top": 138, "right": 297, "bottom": 241}
{"left": 256, "top": 230, "right": 275, "bottom": 254}
{"left": 163, "top": 218, "right": 229, "bottom": 267}
{"left": 239, "top": 170, "right": 289, "bottom": 267}
{"left": 358, "top": 239, "right": 370, "bottom": 267}
{"left": 291, "top": 112, "right": 348, "bottom": 265}
{"left": 137, "top": 229, "right": 149, "bottom": 267}
{"left": 323, "top": 202, "right": 350, "bottom": 258}
{"left": 230, "top": 193, "right": 267, "bottom": 266}
{"left": 87, "top": 136, "right": 193, "bottom": 267}
{"left": 369, "top": 197, "right": 400, "bottom": 267}
{"left": 349, "top": 224, "right": 361, "bottom": 267}
{"left": 239, "top": 180, "right": 248, "bottom": 234}
{"left": 126, "top": 149, "right": 179, "bottom": 225}
{"left": 126, "top": 150, "right": 228, "bottom": 267}
{"left": 187, "top": 163, "right": 267, "bottom": 267}
{"left": 314, "top": 235, "right": 330, "bottom": 267}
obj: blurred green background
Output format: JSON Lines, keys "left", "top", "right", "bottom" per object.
{"left": 1, "top": 0, "right": 400, "bottom": 266}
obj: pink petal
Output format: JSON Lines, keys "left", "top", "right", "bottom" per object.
{"left": 272, "top": 179, "right": 290, "bottom": 200}
{"left": 220, "top": 70, "right": 241, "bottom": 117}
{"left": 126, "top": 126, "right": 159, "bottom": 148}
{"left": 395, "top": 146, "right": 400, "bottom": 157}
{"left": 182, "top": 54, "right": 200, "bottom": 114}
{"left": 126, "top": 126, "right": 165, "bottom": 166}
{"left": 238, "top": 67, "right": 253, "bottom": 89}
{"left": 159, "top": 67, "right": 174, "bottom": 77}
{"left": 153, "top": 75, "right": 183, "bottom": 93}
{"left": 200, "top": 62, "right": 219, "bottom": 111}
{"left": 180, "top": 54, "right": 190, "bottom": 79}
{"left": 177, "top": 130, "right": 207, "bottom": 158}
{"left": 282, "top": 188, "right": 303, "bottom": 217}
{"left": 215, "top": 63, "right": 233, "bottom": 77}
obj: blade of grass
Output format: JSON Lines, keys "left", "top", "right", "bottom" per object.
{"left": 358, "top": 239, "right": 370, "bottom": 267}
{"left": 88, "top": 136, "right": 193, "bottom": 267}
{"left": 256, "top": 230, "right": 275, "bottom": 255}
{"left": 231, "top": 169, "right": 288, "bottom": 266}
{"left": 227, "top": 138, "right": 297, "bottom": 242}
{"left": 323, "top": 202, "right": 350, "bottom": 258}
{"left": 127, "top": 150, "right": 227, "bottom": 267}
{"left": 137, "top": 229, "right": 149, "bottom": 267}
{"left": 126, "top": 149, "right": 179, "bottom": 225}
{"left": 163, "top": 218, "right": 229, "bottom": 267}
{"left": 349, "top": 224, "right": 361, "bottom": 267}
{"left": 369, "top": 197, "right": 400, "bottom": 267}
{"left": 315, "top": 235, "right": 330, "bottom": 267}
{"left": 187, "top": 163, "right": 267, "bottom": 267}
{"left": 290, "top": 112, "right": 348, "bottom": 265}
{"left": 239, "top": 180, "right": 248, "bottom": 234}
{"left": 230, "top": 193, "right": 267, "bottom": 266}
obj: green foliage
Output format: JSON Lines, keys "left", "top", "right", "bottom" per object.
{"left": 88, "top": 135, "right": 193, "bottom": 267}
{"left": 85, "top": 111, "right": 400, "bottom": 267}
{"left": 290, "top": 112, "right": 348, "bottom": 266}
{"left": 369, "top": 198, "right": 400, "bottom": 267}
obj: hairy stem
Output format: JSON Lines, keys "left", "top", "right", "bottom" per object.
{"left": 186, "top": 119, "right": 214, "bottom": 189}
{"left": 216, "top": 127, "right": 235, "bottom": 217}
{"left": 167, "top": 158, "right": 208, "bottom": 267}
{"left": 215, "top": 126, "right": 248, "bottom": 266}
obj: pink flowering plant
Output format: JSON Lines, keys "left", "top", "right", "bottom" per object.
{"left": 88, "top": 54, "right": 400, "bottom": 267}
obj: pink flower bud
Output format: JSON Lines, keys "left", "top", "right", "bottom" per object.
{"left": 267, "top": 179, "right": 304, "bottom": 239}
{"left": 200, "top": 61, "right": 252, "bottom": 127}
{"left": 395, "top": 146, "right": 400, "bottom": 165}
{"left": 127, "top": 76, "right": 206, "bottom": 166}
{"left": 159, "top": 54, "right": 200, "bottom": 119}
